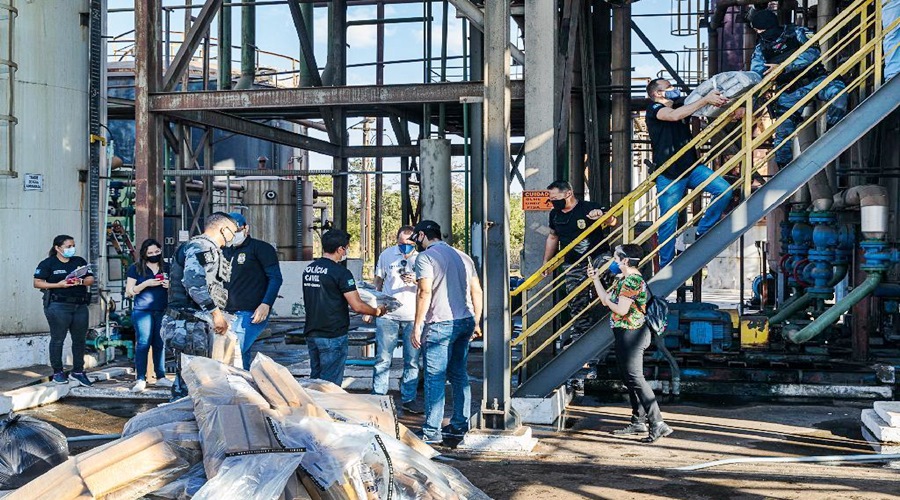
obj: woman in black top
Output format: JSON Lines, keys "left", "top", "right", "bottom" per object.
{"left": 33, "top": 235, "right": 95, "bottom": 386}
{"left": 125, "top": 239, "right": 171, "bottom": 393}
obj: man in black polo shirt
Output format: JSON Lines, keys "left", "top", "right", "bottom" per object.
{"left": 645, "top": 78, "right": 732, "bottom": 268}
{"left": 302, "top": 229, "right": 385, "bottom": 385}
{"left": 543, "top": 180, "right": 615, "bottom": 346}
{"left": 223, "top": 212, "right": 283, "bottom": 370}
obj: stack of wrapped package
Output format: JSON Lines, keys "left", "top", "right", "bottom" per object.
{"left": 7, "top": 354, "right": 489, "bottom": 500}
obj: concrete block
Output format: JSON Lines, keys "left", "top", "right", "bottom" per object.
{"left": 511, "top": 386, "right": 572, "bottom": 425}
{"left": 457, "top": 425, "right": 538, "bottom": 454}
{"left": 874, "top": 401, "right": 900, "bottom": 428}
{"left": 87, "top": 367, "right": 133, "bottom": 382}
{"left": 0, "top": 381, "right": 71, "bottom": 412}
{"left": 69, "top": 385, "right": 170, "bottom": 400}
{"left": 861, "top": 426, "right": 900, "bottom": 469}
{"left": 862, "top": 408, "right": 900, "bottom": 443}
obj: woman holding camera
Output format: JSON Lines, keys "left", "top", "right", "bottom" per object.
{"left": 589, "top": 244, "right": 673, "bottom": 443}
{"left": 33, "top": 235, "right": 95, "bottom": 386}
{"left": 125, "top": 239, "right": 172, "bottom": 393}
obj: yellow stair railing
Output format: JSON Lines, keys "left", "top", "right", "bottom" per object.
{"left": 511, "top": 0, "right": 899, "bottom": 375}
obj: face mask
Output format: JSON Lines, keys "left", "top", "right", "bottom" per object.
{"left": 399, "top": 243, "right": 415, "bottom": 255}
{"left": 609, "top": 261, "right": 623, "bottom": 276}
{"left": 550, "top": 198, "right": 567, "bottom": 211}
{"left": 147, "top": 255, "right": 162, "bottom": 263}
{"left": 664, "top": 89, "right": 681, "bottom": 100}
{"left": 221, "top": 227, "right": 236, "bottom": 248}
{"left": 339, "top": 247, "right": 348, "bottom": 262}
{"left": 231, "top": 231, "right": 247, "bottom": 247}
{"left": 62, "top": 247, "right": 76, "bottom": 259}
{"left": 413, "top": 235, "right": 427, "bottom": 253}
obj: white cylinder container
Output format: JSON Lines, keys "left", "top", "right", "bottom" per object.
{"left": 861, "top": 205, "right": 889, "bottom": 240}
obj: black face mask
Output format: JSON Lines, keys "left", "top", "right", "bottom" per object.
{"left": 147, "top": 255, "right": 162, "bottom": 264}
{"left": 413, "top": 234, "right": 427, "bottom": 253}
{"left": 760, "top": 26, "right": 782, "bottom": 41}
{"left": 550, "top": 198, "right": 567, "bottom": 211}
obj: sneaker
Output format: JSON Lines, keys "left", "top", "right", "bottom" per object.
{"left": 154, "top": 377, "right": 174, "bottom": 388}
{"left": 52, "top": 372, "right": 68, "bottom": 385}
{"left": 441, "top": 424, "right": 467, "bottom": 439}
{"left": 612, "top": 422, "right": 648, "bottom": 436}
{"left": 69, "top": 372, "right": 93, "bottom": 387}
{"left": 401, "top": 400, "right": 424, "bottom": 415}
{"left": 415, "top": 431, "right": 443, "bottom": 445}
{"left": 131, "top": 379, "right": 147, "bottom": 393}
{"left": 641, "top": 422, "right": 674, "bottom": 443}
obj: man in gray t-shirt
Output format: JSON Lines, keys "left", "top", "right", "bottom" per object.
{"left": 410, "top": 220, "right": 483, "bottom": 444}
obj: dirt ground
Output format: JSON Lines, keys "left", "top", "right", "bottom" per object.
{"left": 446, "top": 397, "right": 900, "bottom": 500}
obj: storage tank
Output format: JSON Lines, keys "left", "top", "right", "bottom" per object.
{"left": 0, "top": 0, "right": 91, "bottom": 367}
{"left": 240, "top": 179, "right": 298, "bottom": 261}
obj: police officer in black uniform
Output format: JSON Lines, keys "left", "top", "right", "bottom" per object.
{"left": 542, "top": 180, "right": 614, "bottom": 346}
{"left": 163, "top": 212, "right": 239, "bottom": 398}
{"left": 33, "top": 234, "right": 95, "bottom": 386}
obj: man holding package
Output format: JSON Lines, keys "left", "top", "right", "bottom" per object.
{"left": 163, "top": 212, "right": 239, "bottom": 399}
{"left": 302, "top": 229, "right": 386, "bottom": 385}
{"left": 371, "top": 225, "right": 423, "bottom": 414}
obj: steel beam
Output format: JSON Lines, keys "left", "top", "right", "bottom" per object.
{"left": 288, "top": 0, "right": 323, "bottom": 87}
{"left": 134, "top": 0, "right": 164, "bottom": 245}
{"left": 447, "top": 0, "right": 525, "bottom": 65}
{"left": 163, "top": 110, "right": 341, "bottom": 157}
{"left": 610, "top": 4, "right": 631, "bottom": 204}
{"left": 149, "top": 81, "right": 524, "bottom": 111}
{"left": 480, "top": 0, "right": 517, "bottom": 431}
{"left": 631, "top": 20, "right": 689, "bottom": 92}
{"left": 555, "top": 0, "right": 583, "bottom": 169}
{"left": 162, "top": 0, "right": 224, "bottom": 92}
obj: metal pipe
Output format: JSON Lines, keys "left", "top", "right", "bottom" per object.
{"left": 67, "top": 434, "right": 122, "bottom": 443}
{"left": 447, "top": 0, "right": 525, "bottom": 65}
{"left": 218, "top": 2, "right": 232, "bottom": 89}
{"left": 832, "top": 185, "right": 890, "bottom": 239}
{"left": 769, "top": 265, "right": 846, "bottom": 324}
{"left": 235, "top": 0, "right": 256, "bottom": 89}
{"left": 676, "top": 452, "right": 900, "bottom": 472}
{"left": 611, "top": 4, "right": 631, "bottom": 203}
{"left": 787, "top": 272, "right": 884, "bottom": 343}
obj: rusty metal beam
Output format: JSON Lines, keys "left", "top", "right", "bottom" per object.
{"left": 149, "top": 81, "right": 524, "bottom": 111}
{"left": 162, "top": 0, "right": 224, "bottom": 92}
{"left": 134, "top": 0, "right": 164, "bottom": 244}
{"left": 287, "top": 0, "right": 323, "bottom": 87}
{"left": 163, "top": 109, "right": 342, "bottom": 157}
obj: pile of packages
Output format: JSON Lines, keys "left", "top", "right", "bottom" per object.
{"left": 6, "top": 354, "right": 489, "bottom": 500}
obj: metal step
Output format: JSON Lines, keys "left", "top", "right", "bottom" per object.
{"left": 513, "top": 75, "right": 900, "bottom": 398}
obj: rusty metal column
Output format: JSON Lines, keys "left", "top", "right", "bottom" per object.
{"left": 329, "top": 0, "right": 349, "bottom": 231}
{"left": 610, "top": 4, "right": 631, "bottom": 204}
{"left": 479, "top": 0, "right": 517, "bottom": 432}
{"left": 135, "top": 0, "right": 164, "bottom": 244}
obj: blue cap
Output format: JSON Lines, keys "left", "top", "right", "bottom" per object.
{"left": 229, "top": 212, "right": 247, "bottom": 227}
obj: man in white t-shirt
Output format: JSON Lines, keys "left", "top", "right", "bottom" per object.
{"left": 371, "top": 225, "right": 422, "bottom": 414}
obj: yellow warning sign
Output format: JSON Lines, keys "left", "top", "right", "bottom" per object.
{"left": 522, "top": 190, "right": 553, "bottom": 211}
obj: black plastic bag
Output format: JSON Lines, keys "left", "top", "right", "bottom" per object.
{"left": 0, "top": 413, "right": 69, "bottom": 489}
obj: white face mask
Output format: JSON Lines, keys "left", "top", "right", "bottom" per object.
{"left": 339, "top": 246, "right": 348, "bottom": 262}
{"left": 231, "top": 231, "right": 247, "bottom": 247}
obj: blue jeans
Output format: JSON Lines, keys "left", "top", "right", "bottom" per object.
{"left": 372, "top": 318, "right": 420, "bottom": 402}
{"left": 307, "top": 335, "right": 349, "bottom": 386}
{"left": 132, "top": 309, "right": 166, "bottom": 380}
{"left": 656, "top": 165, "right": 732, "bottom": 268}
{"left": 231, "top": 310, "right": 270, "bottom": 370}
{"left": 771, "top": 76, "right": 848, "bottom": 166}
{"left": 422, "top": 317, "right": 474, "bottom": 440}
{"left": 886, "top": 0, "right": 900, "bottom": 81}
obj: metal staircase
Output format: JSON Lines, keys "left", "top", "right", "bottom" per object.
{"left": 510, "top": 0, "right": 900, "bottom": 398}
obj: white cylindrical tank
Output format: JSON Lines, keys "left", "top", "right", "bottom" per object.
{"left": 0, "top": 1, "right": 90, "bottom": 359}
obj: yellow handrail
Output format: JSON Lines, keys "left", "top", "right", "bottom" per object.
{"left": 511, "top": 0, "right": 895, "bottom": 372}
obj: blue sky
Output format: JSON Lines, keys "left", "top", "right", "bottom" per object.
{"left": 108, "top": 0, "right": 692, "bottom": 187}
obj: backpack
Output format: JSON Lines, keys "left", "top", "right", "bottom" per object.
{"left": 643, "top": 287, "right": 669, "bottom": 336}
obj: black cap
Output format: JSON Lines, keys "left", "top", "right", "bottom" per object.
{"left": 749, "top": 9, "right": 779, "bottom": 30}
{"left": 412, "top": 219, "right": 441, "bottom": 236}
